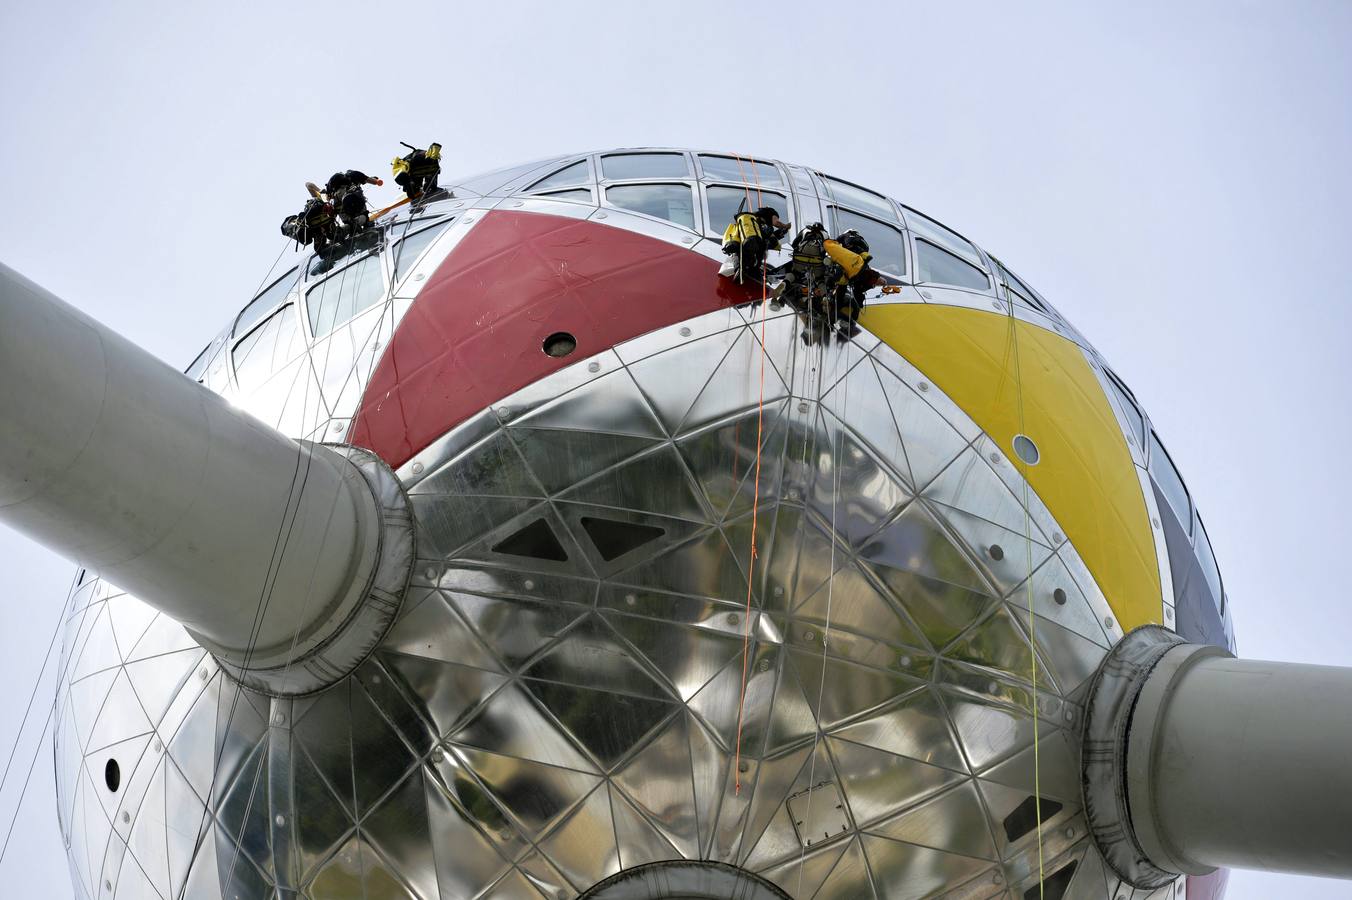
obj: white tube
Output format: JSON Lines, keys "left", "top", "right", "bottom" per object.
{"left": 0, "top": 262, "right": 380, "bottom": 670}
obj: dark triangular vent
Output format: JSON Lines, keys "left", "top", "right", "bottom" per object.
{"left": 580, "top": 517, "right": 665, "bottom": 562}
{"left": 1023, "top": 860, "right": 1076, "bottom": 900}
{"left": 1002, "top": 794, "right": 1063, "bottom": 843}
{"left": 491, "top": 518, "right": 568, "bottom": 561}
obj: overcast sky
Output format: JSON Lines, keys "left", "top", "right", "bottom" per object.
{"left": 2, "top": 2, "right": 1350, "bottom": 897}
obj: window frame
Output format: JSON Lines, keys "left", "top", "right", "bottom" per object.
{"left": 598, "top": 151, "right": 694, "bottom": 182}
{"left": 695, "top": 154, "right": 785, "bottom": 188}
{"left": 817, "top": 173, "right": 901, "bottom": 223}
{"left": 1101, "top": 366, "right": 1147, "bottom": 449}
{"left": 602, "top": 181, "right": 699, "bottom": 232}
{"left": 912, "top": 235, "right": 992, "bottom": 292}
{"left": 388, "top": 217, "right": 454, "bottom": 283}
{"left": 301, "top": 250, "right": 389, "bottom": 341}
{"left": 827, "top": 205, "right": 909, "bottom": 280}
{"left": 1193, "top": 511, "right": 1226, "bottom": 615}
{"left": 525, "top": 158, "right": 595, "bottom": 193}
{"left": 1148, "top": 428, "right": 1194, "bottom": 537}
{"left": 233, "top": 267, "right": 300, "bottom": 341}
{"left": 230, "top": 301, "right": 304, "bottom": 391}
{"left": 990, "top": 256, "right": 1050, "bottom": 314}
{"left": 701, "top": 182, "right": 793, "bottom": 240}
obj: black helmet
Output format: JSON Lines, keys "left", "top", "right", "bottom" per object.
{"left": 756, "top": 206, "right": 781, "bottom": 223}
{"left": 838, "top": 229, "right": 869, "bottom": 254}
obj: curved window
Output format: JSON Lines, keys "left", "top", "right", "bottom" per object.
{"left": 453, "top": 156, "right": 567, "bottom": 196}
{"left": 992, "top": 258, "right": 1048, "bottom": 313}
{"left": 185, "top": 338, "right": 222, "bottom": 381}
{"left": 232, "top": 304, "right": 304, "bottom": 392}
{"left": 907, "top": 210, "right": 983, "bottom": 266}
{"left": 306, "top": 254, "right": 385, "bottom": 338}
{"left": 606, "top": 183, "right": 695, "bottom": 229}
{"left": 832, "top": 208, "right": 906, "bottom": 278}
{"left": 601, "top": 153, "right": 689, "bottom": 180}
{"left": 540, "top": 189, "right": 593, "bottom": 203}
{"left": 234, "top": 268, "right": 298, "bottom": 339}
{"left": 698, "top": 155, "right": 782, "bottom": 187}
{"left": 1149, "top": 429, "right": 1193, "bottom": 532}
{"left": 821, "top": 176, "right": 897, "bottom": 222}
{"left": 1195, "top": 515, "right": 1224, "bottom": 614}
{"left": 527, "top": 160, "right": 590, "bottom": 192}
{"left": 916, "top": 239, "right": 989, "bottom": 290}
{"left": 707, "top": 186, "right": 788, "bottom": 236}
{"left": 1102, "top": 368, "right": 1146, "bottom": 447}
{"left": 391, "top": 220, "right": 452, "bottom": 279}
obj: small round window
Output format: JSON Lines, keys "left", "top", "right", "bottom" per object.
{"left": 104, "top": 758, "right": 121, "bottom": 793}
{"left": 542, "top": 332, "right": 577, "bottom": 358}
{"left": 1012, "top": 434, "right": 1040, "bottom": 466}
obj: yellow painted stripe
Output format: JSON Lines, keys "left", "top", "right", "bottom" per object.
{"left": 862, "top": 304, "right": 1160, "bottom": 630}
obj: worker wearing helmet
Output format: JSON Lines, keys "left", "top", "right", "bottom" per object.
{"left": 822, "top": 229, "right": 883, "bottom": 341}
{"left": 323, "top": 169, "right": 384, "bottom": 233}
{"left": 280, "top": 184, "right": 337, "bottom": 254}
{"left": 392, "top": 142, "right": 443, "bottom": 202}
{"left": 720, "top": 205, "right": 788, "bottom": 285}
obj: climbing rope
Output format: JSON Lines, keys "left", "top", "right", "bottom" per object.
{"left": 1003, "top": 280, "right": 1046, "bottom": 896}
{"left": 732, "top": 153, "right": 772, "bottom": 795}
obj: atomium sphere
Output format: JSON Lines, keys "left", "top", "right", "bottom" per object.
{"left": 50, "top": 149, "right": 1233, "bottom": 900}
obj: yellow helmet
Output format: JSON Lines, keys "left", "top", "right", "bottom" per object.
{"left": 391, "top": 157, "right": 410, "bottom": 176}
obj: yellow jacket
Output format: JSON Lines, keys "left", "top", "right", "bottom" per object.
{"left": 723, "top": 212, "right": 780, "bottom": 249}
{"left": 823, "top": 240, "right": 870, "bottom": 280}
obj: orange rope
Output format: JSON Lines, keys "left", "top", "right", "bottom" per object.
{"left": 733, "top": 153, "right": 771, "bottom": 794}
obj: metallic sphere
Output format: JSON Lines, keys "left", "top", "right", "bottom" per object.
{"left": 51, "top": 149, "right": 1232, "bottom": 899}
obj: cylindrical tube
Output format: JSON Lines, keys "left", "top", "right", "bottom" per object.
{"left": 0, "top": 262, "right": 378, "bottom": 667}
{"left": 1126, "top": 648, "right": 1352, "bottom": 879}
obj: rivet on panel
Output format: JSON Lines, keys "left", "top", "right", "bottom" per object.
{"left": 1165, "top": 607, "right": 1174, "bottom": 622}
{"left": 121, "top": 811, "right": 130, "bottom": 824}
{"left": 587, "top": 361, "right": 601, "bottom": 373}
{"left": 198, "top": 668, "right": 209, "bottom": 681}
{"left": 992, "top": 301, "right": 1002, "bottom": 310}
{"left": 1152, "top": 517, "right": 1161, "bottom": 529}
{"left": 727, "top": 613, "right": 740, "bottom": 626}
{"left": 797, "top": 401, "right": 810, "bottom": 413}
{"left": 512, "top": 200, "right": 523, "bottom": 207}
{"left": 759, "top": 659, "right": 771, "bottom": 672}
{"left": 773, "top": 586, "right": 784, "bottom": 597}
{"left": 898, "top": 655, "right": 911, "bottom": 667}
{"left": 414, "top": 273, "right": 426, "bottom": 281}
{"left": 371, "top": 674, "right": 381, "bottom": 685}
{"left": 524, "top": 579, "right": 536, "bottom": 590}
{"left": 595, "top": 212, "right": 607, "bottom": 219}
{"left": 986, "top": 681, "right": 999, "bottom": 694}
{"left": 1052, "top": 531, "right": 1064, "bottom": 545}
{"left": 1104, "top": 616, "right": 1116, "bottom": 630}
{"left": 273, "top": 712, "right": 285, "bottom": 725}
{"left": 497, "top": 407, "right": 510, "bottom": 417}
{"left": 464, "top": 216, "right": 476, "bottom": 223}
{"left": 1053, "top": 588, "right": 1067, "bottom": 606}
{"left": 411, "top": 461, "right": 424, "bottom": 475}
{"left": 679, "top": 326, "right": 692, "bottom": 337}
{"left": 1064, "top": 707, "right": 1076, "bottom": 724}
{"left": 105, "top": 881, "right": 112, "bottom": 892}
{"left": 275, "top": 814, "right": 286, "bottom": 826}
{"left": 624, "top": 593, "right": 637, "bottom": 606}
{"left": 425, "top": 567, "right": 439, "bottom": 581}
{"left": 992, "top": 872, "right": 1003, "bottom": 885}
{"left": 803, "top": 630, "right": 815, "bottom": 642}
{"left": 988, "top": 544, "right": 1004, "bottom": 561}
{"left": 1064, "top": 825, "right": 1075, "bottom": 839}
{"left": 153, "top": 739, "right": 162, "bottom": 753}
{"left": 738, "top": 761, "right": 750, "bottom": 774}
{"left": 989, "top": 452, "right": 1001, "bottom": 465}
{"left": 918, "top": 382, "right": 929, "bottom": 392}
{"left": 681, "top": 236, "right": 694, "bottom": 244}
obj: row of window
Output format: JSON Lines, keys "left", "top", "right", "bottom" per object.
{"left": 1099, "top": 365, "right": 1225, "bottom": 613}
{"left": 188, "top": 216, "right": 457, "bottom": 391}
{"left": 515, "top": 153, "right": 1058, "bottom": 312}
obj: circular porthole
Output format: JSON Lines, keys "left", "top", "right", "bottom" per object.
{"left": 104, "top": 758, "right": 120, "bottom": 793}
{"left": 542, "top": 331, "right": 577, "bottom": 358}
{"left": 1012, "top": 433, "right": 1040, "bottom": 466}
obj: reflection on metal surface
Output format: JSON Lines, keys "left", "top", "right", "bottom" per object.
{"left": 43, "top": 149, "right": 1226, "bottom": 900}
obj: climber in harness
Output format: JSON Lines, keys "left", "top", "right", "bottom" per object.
{"left": 719, "top": 205, "right": 788, "bottom": 284}
{"left": 391, "top": 142, "right": 443, "bottom": 202}
{"left": 323, "top": 169, "right": 384, "bottom": 234}
{"left": 769, "top": 222, "right": 834, "bottom": 343}
{"left": 822, "top": 229, "right": 885, "bottom": 341}
{"left": 280, "top": 185, "right": 337, "bottom": 254}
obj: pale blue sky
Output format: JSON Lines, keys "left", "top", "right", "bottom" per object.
{"left": 1, "top": 2, "right": 1350, "bottom": 897}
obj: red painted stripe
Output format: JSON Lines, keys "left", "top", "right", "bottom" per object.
{"left": 349, "top": 210, "right": 756, "bottom": 468}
